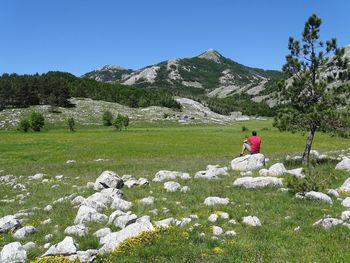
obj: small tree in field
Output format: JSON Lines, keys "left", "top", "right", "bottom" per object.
{"left": 113, "top": 114, "right": 129, "bottom": 131}
{"left": 274, "top": 14, "right": 349, "bottom": 164}
{"left": 102, "top": 110, "right": 113, "bottom": 126}
{"left": 18, "top": 118, "right": 31, "bottom": 132}
{"left": 67, "top": 117, "right": 75, "bottom": 132}
{"left": 30, "top": 112, "right": 45, "bottom": 132}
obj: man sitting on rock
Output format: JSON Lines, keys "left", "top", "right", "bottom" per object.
{"left": 240, "top": 131, "right": 261, "bottom": 156}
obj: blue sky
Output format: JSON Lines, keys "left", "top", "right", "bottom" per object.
{"left": 1, "top": 0, "right": 349, "bottom": 76}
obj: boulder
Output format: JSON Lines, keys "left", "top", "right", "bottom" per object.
{"left": 94, "top": 228, "right": 111, "bottom": 239}
{"left": 233, "top": 177, "right": 283, "bottom": 188}
{"left": 268, "top": 163, "right": 287, "bottom": 176}
{"left": 195, "top": 165, "right": 228, "bottom": 179}
{"left": 327, "top": 189, "right": 340, "bottom": 198}
{"left": 242, "top": 216, "right": 261, "bottom": 226}
{"left": 93, "top": 171, "right": 124, "bottom": 191}
{"left": 42, "top": 236, "right": 77, "bottom": 257}
{"left": 154, "top": 218, "right": 174, "bottom": 228}
{"left": 111, "top": 198, "right": 133, "bottom": 211}
{"left": 313, "top": 218, "right": 343, "bottom": 230}
{"left": 13, "top": 226, "right": 37, "bottom": 239}
{"left": 139, "top": 196, "right": 155, "bottom": 206}
{"left": 77, "top": 250, "right": 98, "bottom": 263}
{"left": 74, "top": 205, "right": 108, "bottom": 225}
{"left": 64, "top": 225, "right": 88, "bottom": 237}
{"left": 204, "top": 197, "right": 229, "bottom": 206}
{"left": 110, "top": 212, "right": 138, "bottom": 229}
{"left": 164, "top": 181, "right": 181, "bottom": 192}
{"left": 0, "top": 215, "right": 21, "bottom": 233}
{"left": 335, "top": 157, "right": 350, "bottom": 172}
{"left": 231, "top": 154, "right": 265, "bottom": 172}
{"left": 341, "top": 211, "right": 350, "bottom": 221}
{"left": 342, "top": 197, "right": 350, "bottom": 208}
{"left": 295, "top": 191, "right": 333, "bottom": 204}
{"left": 339, "top": 178, "right": 350, "bottom": 193}
{"left": 258, "top": 169, "right": 269, "bottom": 176}
{"left": 153, "top": 170, "right": 191, "bottom": 182}
{"left": 0, "top": 242, "right": 27, "bottom": 263}
{"left": 286, "top": 168, "right": 305, "bottom": 178}
{"left": 82, "top": 193, "right": 110, "bottom": 211}
{"left": 99, "top": 216, "right": 154, "bottom": 253}
{"left": 71, "top": 196, "right": 86, "bottom": 206}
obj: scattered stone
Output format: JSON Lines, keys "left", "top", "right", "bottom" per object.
{"left": 327, "top": 189, "right": 339, "bottom": 198}
{"left": 99, "top": 216, "right": 154, "bottom": 253}
{"left": 77, "top": 249, "right": 98, "bottom": 263}
{"left": 139, "top": 196, "right": 155, "bottom": 206}
{"left": 41, "top": 219, "right": 52, "bottom": 225}
{"left": 242, "top": 216, "right": 261, "bottom": 226}
{"left": 29, "top": 173, "right": 45, "bottom": 180}
{"left": 74, "top": 205, "right": 108, "bottom": 225}
{"left": 268, "top": 163, "right": 287, "bottom": 176}
{"left": 286, "top": 168, "right": 305, "bottom": 178}
{"left": 154, "top": 218, "right": 174, "bottom": 228}
{"left": 295, "top": 191, "right": 333, "bottom": 204}
{"left": 233, "top": 177, "right": 283, "bottom": 188}
{"left": 225, "top": 230, "right": 237, "bottom": 236}
{"left": 66, "top": 160, "right": 76, "bottom": 164}
{"left": 220, "top": 212, "right": 230, "bottom": 219}
{"left": 164, "top": 181, "right": 181, "bottom": 192}
{"left": 180, "top": 186, "right": 190, "bottom": 193}
{"left": 294, "top": 226, "right": 301, "bottom": 232}
{"left": 228, "top": 219, "right": 237, "bottom": 225}
{"left": 0, "top": 215, "right": 21, "bottom": 233}
{"left": 258, "top": 169, "right": 268, "bottom": 176}
{"left": 71, "top": 196, "right": 86, "bottom": 206}
{"left": 64, "top": 225, "right": 88, "bottom": 237}
{"left": 231, "top": 154, "right": 265, "bottom": 172}
{"left": 44, "top": 205, "right": 53, "bottom": 212}
{"left": 153, "top": 170, "right": 191, "bottom": 182}
{"left": 278, "top": 188, "right": 290, "bottom": 192}
{"left": 342, "top": 197, "right": 350, "bottom": 208}
{"left": 208, "top": 214, "right": 218, "bottom": 222}
{"left": 335, "top": 157, "right": 350, "bottom": 172}
{"left": 23, "top": 242, "right": 36, "bottom": 251}
{"left": 44, "top": 234, "right": 53, "bottom": 241}
{"left": 341, "top": 211, "right": 350, "bottom": 221}
{"left": 110, "top": 198, "right": 133, "bottom": 211}
{"left": 339, "top": 178, "right": 350, "bottom": 192}
{"left": 0, "top": 242, "right": 27, "bottom": 263}
{"left": 213, "top": 226, "right": 223, "bottom": 236}
{"left": 43, "top": 236, "right": 77, "bottom": 257}
{"left": 13, "top": 226, "right": 37, "bottom": 239}
{"left": 42, "top": 179, "right": 49, "bottom": 183}
{"left": 189, "top": 214, "right": 199, "bottom": 219}
{"left": 174, "top": 217, "right": 191, "bottom": 226}
{"left": 93, "top": 171, "right": 124, "bottom": 191}
{"left": 44, "top": 243, "right": 51, "bottom": 249}
{"left": 94, "top": 228, "right": 111, "bottom": 239}
{"left": 313, "top": 218, "right": 343, "bottom": 230}
{"left": 111, "top": 212, "right": 138, "bottom": 229}
{"left": 204, "top": 197, "right": 229, "bottom": 206}
{"left": 195, "top": 165, "right": 228, "bottom": 179}
{"left": 86, "top": 182, "right": 95, "bottom": 189}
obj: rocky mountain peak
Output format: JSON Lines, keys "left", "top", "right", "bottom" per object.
{"left": 197, "top": 49, "right": 223, "bottom": 63}
{"left": 97, "top": 65, "right": 126, "bottom": 71}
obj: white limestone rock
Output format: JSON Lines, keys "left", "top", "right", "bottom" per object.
{"left": 71, "top": 196, "right": 86, "bottom": 206}
{"left": 341, "top": 211, "right": 350, "bottom": 221}
{"left": 29, "top": 173, "right": 45, "bottom": 180}
{"left": 268, "top": 163, "right": 287, "bottom": 176}
{"left": 42, "top": 236, "right": 77, "bottom": 256}
{"left": 213, "top": 226, "right": 223, "bottom": 236}
{"left": 258, "top": 169, "right": 268, "bottom": 176}
{"left": 204, "top": 197, "right": 229, "bottom": 206}
{"left": 180, "top": 186, "right": 190, "bottom": 193}
{"left": 64, "top": 225, "right": 88, "bottom": 237}
{"left": 0, "top": 242, "right": 27, "bottom": 263}
{"left": 94, "top": 228, "right": 111, "bottom": 239}
{"left": 286, "top": 168, "right": 305, "bottom": 178}
{"left": 195, "top": 165, "right": 228, "bottom": 179}
{"left": 342, "top": 197, "right": 350, "bottom": 208}
{"left": 74, "top": 205, "right": 108, "bottom": 225}
{"left": 99, "top": 216, "right": 154, "bottom": 253}
{"left": 327, "top": 189, "right": 339, "bottom": 198}
{"left": 208, "top": 214, "right": 218, "bottom": 222}
{"left": 13, "top": 226, "right": 37, "bottom": 239}
{"left": 111, "top": 198, "right": 133, "bottom": 211}
{"left": 164, "top": 181, "right": 181, "bottom": 192}
{"left": 225, "top": 230, "right": 237, "bottom": 236}
{"left": 231, "top": 154, "right": 265, "bottom": 172}
{"left": 233, "top": 177, "right": 283, "bottom": 188}
{"left": 44, "top": 205, "right": 53, "bottom": 212}
{"left": 139, "top": 196, "right": 155, "bottom": 206}
{"left": 93, "top": 170, "right": 124, "bottom": 191}
{"left": 339, "top": 178, "right": 350, "bottom": 192}
{"left": 0, "top": 215, "right": 21, "bottom": 233}
{"left": 174, "top": 217, "right": 192, "bottom": 227}
{"left": 23, "top": 242, "right": 36, "bottom": 251}
{"left": 111, "top": 212, "right": 138, "bottom": 229}
{"left": 335, "top": 157, "right": 350, "bottom": 172}
{"left": 154, "top": 218, "right": 174, "bottom": 228}
{"left": 313, "top": 218, "right": 343, "bottom": 230}
{"left": 296, "top": 191, "right": 333, "bottom": 204}
{"left": 153, "top": 170, "right": 191, "bottom": 182}
{"left": 77, "top": 249, "right": 98, "bottom": 263}
{"left": 242, "top": 216, "right": 261, "bottom": 226}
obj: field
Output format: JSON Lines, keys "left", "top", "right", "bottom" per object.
{"left": 1, "top": 120, "right": 350, "bottom": 262}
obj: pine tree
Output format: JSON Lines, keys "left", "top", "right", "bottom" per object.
{"left": 274, "top": 14, "right": 350, "bottom": 163}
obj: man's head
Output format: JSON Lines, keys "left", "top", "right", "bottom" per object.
{"left": 252, "top": 131, "right": 257, "bottom": 136}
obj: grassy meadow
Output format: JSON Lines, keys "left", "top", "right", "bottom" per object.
{"left": 1, "top": 120, "right": 350, "bottom": 262}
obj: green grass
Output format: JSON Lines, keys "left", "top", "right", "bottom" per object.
{"left": 0, "top": 120, "right": 350, "bottom": 262}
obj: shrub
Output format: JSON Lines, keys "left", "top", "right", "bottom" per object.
{"left": 113, "top": 114, "right": 129, "bottom": 131}
{"left": 29, "top": 112, "right": 45, "bottom": 132}
{"left": 67, "top": 117, "right": 75, "bottom": 132}
{"left": 102, "top": 110, "right": 113, "bottom": 126}
{"left": 242, "top": 125, "right": 249, "bottom": 132}
{"left": 18, "top": 118, "right": 31, "bottom": 132}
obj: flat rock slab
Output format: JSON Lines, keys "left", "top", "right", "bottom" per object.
{"left": 231, "top": 154, "right": 265, "bottom": 172}
{"left": 296, "top": 191, "right": 333, "bottom": 204}
{"left": 233, "top": 176, "right": 283, "bottom": 188}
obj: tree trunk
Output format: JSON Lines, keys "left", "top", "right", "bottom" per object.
{"left": 302, "top": 129, "right": 315, "bottom": 164}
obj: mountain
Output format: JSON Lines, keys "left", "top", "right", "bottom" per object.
{"left": 83, "top": 49, "right": 285, "bottom": 103}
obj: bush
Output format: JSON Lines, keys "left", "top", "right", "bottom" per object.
{"left": 242, "top": 125, "right": 249, "bottom": 132}
{"left": 67, "top": 117, "right": 75, "bottom": 132}
{"left": 29, "top": 112, "right": 45, "bottom": 132}
{"left": 102, "top": 110, "right": 113, "bottom": 126}
{"left": 113, "top": 114, "right": 129, "bottom": 131}
{"left": 18, "top": 119, "right": 31, "bottom": 132}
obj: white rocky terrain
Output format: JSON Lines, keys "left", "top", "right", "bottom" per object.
{"left": 0, "top": 97, "right": 253, "bottom": 129}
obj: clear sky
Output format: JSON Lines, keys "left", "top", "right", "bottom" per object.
{"left": 1, "top": 0, "right": 349, "bottom": 76}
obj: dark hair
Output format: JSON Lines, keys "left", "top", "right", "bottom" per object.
{"left": 252, "top": 131, "right": 257, "bottom": 136}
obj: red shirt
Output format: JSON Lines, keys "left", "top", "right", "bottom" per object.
{"left": 247, "top": 136, "right": 261, "bottom": 153}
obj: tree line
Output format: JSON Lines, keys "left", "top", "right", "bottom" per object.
{"left": 0, "top": 72, "right": 181, "bottom": 111}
